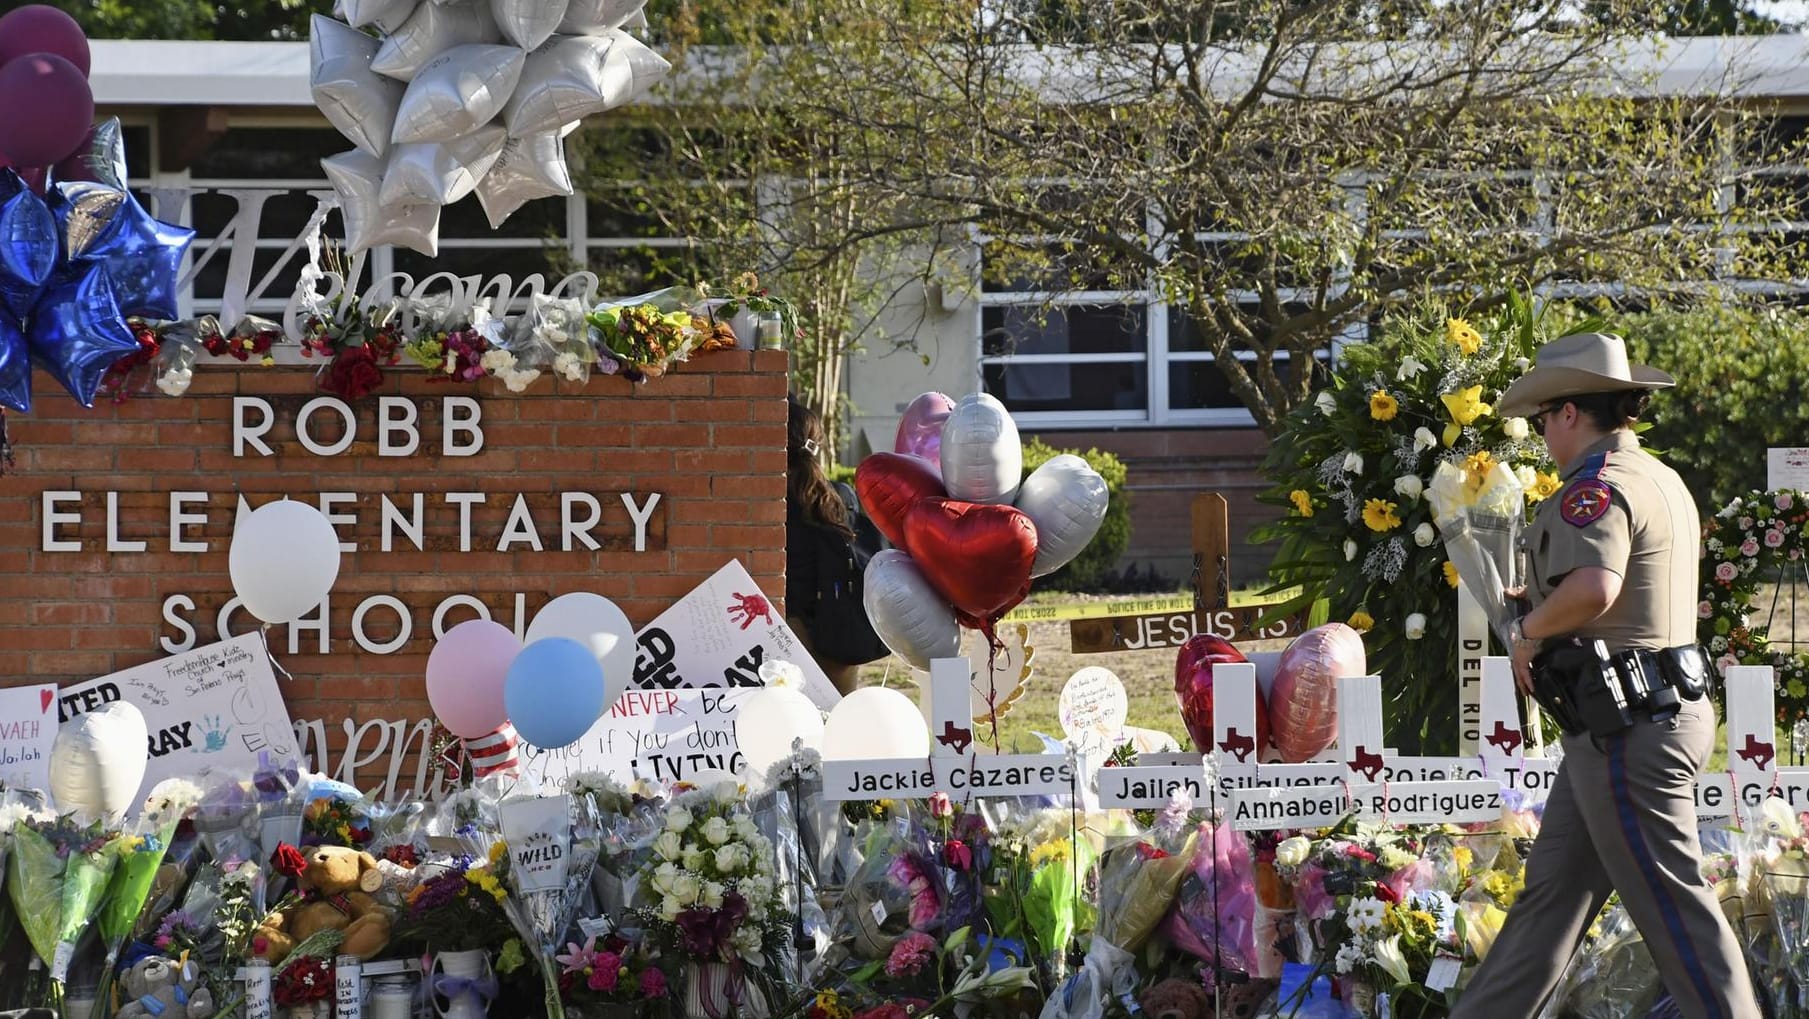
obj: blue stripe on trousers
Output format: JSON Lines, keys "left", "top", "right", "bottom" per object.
{"left": 1607, "top": 735, "right": 1721, "bottom": 1019}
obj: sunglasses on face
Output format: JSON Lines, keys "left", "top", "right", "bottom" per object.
{"left": 1529, "top": 403, "right": 1562, "bottom": 436}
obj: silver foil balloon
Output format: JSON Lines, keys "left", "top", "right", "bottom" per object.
{"left": 474, "top": 128, "right": 573, "bottom": 229}
{"left": 491, "top": 0, "right": 568, "bottom": 49}
{"left": 49, "top": 180, "right": 125, "bottom": 260}
{"left": 0, "top": 174, "right": 57, "bottom": 318}
{"left": 938, "top": 392, "right": 1024, "bottom": 505}
{"left": 390, "top": 44, "right": 525, "bottom": 145}
{"left": 558, "top": 0, "right": 644, "bottom": 34}
{"left": 311, "top": 15, "right": 405, "bottom": 159}
{"left": 862, "top": 549, "right": 962, "bottom": 672}
{"left": 378, "top": 125, "right": 507, "bottom": 207}
{"left": 1013, "top": 453, "right": 1109, "bottom": 577}
{"left": 322, "top": 150, "right": 442, "bottom": 256}
{"left": 370, "top": 0, "right": 500, "bottom": 83}
{"left": 503, "top": 30, "right": 670, "bottom": 138}
{"left": 26, "top": 263, "right": 140, "bottom": 409}
{"left": 335, "top": 0, "right": 421, "bottom": 32}
{"left": 58, "top": 117, "right": 128, "bottom": 190}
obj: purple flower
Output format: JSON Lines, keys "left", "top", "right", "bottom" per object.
{"left": 675, "top": 891, "right": 749, "bottom": 958}
{"left": 640, "top": 968, "right": 668, "bottom": 998}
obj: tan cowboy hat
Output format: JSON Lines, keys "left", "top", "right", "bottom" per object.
{"left": 1496, "top": 331, "right": 1674, "bottom": 417}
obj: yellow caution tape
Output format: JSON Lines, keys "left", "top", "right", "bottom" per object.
{"left": 999, "top": 595, "right": 1196, "bottom": 623}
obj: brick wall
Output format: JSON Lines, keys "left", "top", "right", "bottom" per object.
{"left": 0, "top": 350, "right": 789, "bottom": 785}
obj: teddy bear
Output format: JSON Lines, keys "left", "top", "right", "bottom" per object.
{"left": 252, "top": 844, "right": 393, "bottom": 964}
{"left": 116, "top": 956, "right": 214, "bottom": 1019}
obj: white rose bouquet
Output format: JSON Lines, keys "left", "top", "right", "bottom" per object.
{"left": 633, "top": 785, "right": 788, "bottom": 968}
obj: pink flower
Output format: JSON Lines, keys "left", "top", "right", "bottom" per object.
{"left": 640, "top": 968, "right": 668, "bottom": 999}
{"left": 1699, "top": 600, "right": 1714, "bottom": 619}
{"left": 1716, "top": 562, "right": 1739, "bottom": 582}
{"left": 556, "top": 938, "right": 599, "bottom": 975}
{"left": 1740, "top": 517, "right": 1754, "bottom": 530}
{"left": 1779, "top": 494, "right": 1795, "bottom": 511}
{"left": 587, "top": 953, "right": 621, "bottom": 992}
{"left": 885, "top": 931, "right": 937, "bottom": 979}
{"left": 927, "top": 792, "right": 952, "bottom": 819}
{"left": 943, "top": 839, "right": 973, "bottom": 872}
{"left": 1793, "top": 549, "right": 1804, "bottom": 561}
{"left": 1767, "top": 529, "right": 1787, "bottom": 548}
{"left": 1718, "top": 654, "right": 1738, "bottom": 674}
{"left": 1742, "top": 538, "right": 1761, "bottom": 557}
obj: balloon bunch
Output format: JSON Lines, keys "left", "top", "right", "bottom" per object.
{"left": 0, "top": 7, "right": 196, "bottom": 413}
{"left": 310, "top": 0, "right": 670, "bottom": 252}
{"left": 856, "top": 392, "right": 1110, "bottom": 670}
{"left": 426, "top": 593, "right": 637, "bottom": 761}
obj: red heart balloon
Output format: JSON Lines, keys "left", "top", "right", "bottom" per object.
{"left": 855, "top": 452, "right": 946, "bottom": 550}
{"left": 1174, "top": 635, "right": 1269, "bottom": 760}
{"left": 902, "top": 497, "right": 1037, "bottom": 623}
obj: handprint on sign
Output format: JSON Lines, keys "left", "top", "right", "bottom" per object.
{"left": 200, "top": 715, "right": 232, "bottom": 753}
{"left": 726, "top": 592, "right": 773, "bottom": 631}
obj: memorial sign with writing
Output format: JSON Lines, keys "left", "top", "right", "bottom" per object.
{"left": 499, "top": 795, "right": 572, "bottom": 894}
{"left": 1058, "top": 667, "right": 1128, "bottom": 752}
{"left": 59, "top": 633, "right": 294, "bottom": 805}
{"left": 1769, "top": 448, "right": 1809, "bottom": 492}
{"left": 1095, "top": 764, "right": 1212, "bottom": 808}
{"left": 519, "top": 688, "right": 754, "bottom": 787}
{"left": 0, "top": 684, "right": 56, "bottom": 793}
{"left": 632, "top": 561, "right": 838, "bottom": 710}
{"left": 822, "top": 753, "right": 1079, "bottom": 802}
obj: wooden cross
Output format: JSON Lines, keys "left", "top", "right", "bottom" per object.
{"left": 1068, "top": 493, "right": 1309, "bottom": 654}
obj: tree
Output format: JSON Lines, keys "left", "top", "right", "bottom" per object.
{"left": 38, "top": 0, "right": 325, "bottom": 41}
{"left": 684, "top": 0, "right": 1807, "bottom": 435}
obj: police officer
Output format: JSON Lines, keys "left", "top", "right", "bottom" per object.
{"left": 1452, "top": 333, "right": 1757, "bottom": 1019}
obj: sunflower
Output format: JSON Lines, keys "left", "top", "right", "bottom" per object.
{"left": 1348, "top": 610, "right": 1375, "bottom": 632}
{"left": 1362, "top": 498, "right": 1403, "bottom": 532}
{"left": 1290, "top": 489, "right": 1314, "bottom": 517}
{"left": 1446, "top": 318, "right": 1483, "bottom": 355}
{"left": 1369, "top": 391, "right": 1399, "bottom": 421}
{"left": 1442, "top": 561, "right": 1461, "bottom": 588}
{"left": 1527, "top": 471, "right": 1562, "bottom": 503}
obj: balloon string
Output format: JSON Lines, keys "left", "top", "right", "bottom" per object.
{"left": 260, "top": 624, "right": 295, "bottom": 683}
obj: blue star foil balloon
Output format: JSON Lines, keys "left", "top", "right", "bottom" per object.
{"left": 0, "top": 315, "right": 29, "bottom": 413}
{"left": 82, "top": 190, "right": 193, "bottom": 321}
{"left": 0, "top": 170, "right": 59, "bottom": 320}
{"left": 27, "top": 262, "right": 138, "bottom": 408}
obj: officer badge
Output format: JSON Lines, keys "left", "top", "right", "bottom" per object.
{"left": 1560, "top": 479, "right": 1612, "bottom": 527}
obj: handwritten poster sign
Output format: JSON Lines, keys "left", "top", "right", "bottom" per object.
{"left": 58, "top": 633, "right": 295, "bottom": 806}
{"left": 632, "top": 560, "right": 839, "bottom": 709}
{"left": 520, "top": 688, "right": 755, "bottom": 786}
{"left": 0, "top": 685, "right": 56, "bottom": 794}
{"left": 1058, "top": 667, "right": 1127, "bottom": 752}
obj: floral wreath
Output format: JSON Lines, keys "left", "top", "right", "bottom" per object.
{"left": 1699, "top": 489, "right": 1809, "bottom": 726}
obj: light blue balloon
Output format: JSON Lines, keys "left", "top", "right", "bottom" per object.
{"left": 505, "top": 637, "right": 606, "bottom": 750}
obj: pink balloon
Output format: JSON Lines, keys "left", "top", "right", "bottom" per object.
{"left": 0, "top": 6, "right": 92, "bottom": 76}
{"left": 894, "top": 392, "right": 955, "bottom": 471}
{"left": 0, "top": 53, "right": 92, "bottom": 168}
{"left": 427, "top": 619, "right": 523, "bottom": 738}
{"left": 1268, "top": 623, "right": 1367, "bottom": 762}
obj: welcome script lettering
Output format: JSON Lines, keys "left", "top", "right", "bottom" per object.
{"left": 36, "top": 396, "right": 664, "bottom": 656}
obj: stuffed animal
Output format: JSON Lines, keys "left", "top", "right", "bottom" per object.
{"left": 252, "top": 845, "right": 393, "bottom": 963}
{"left": 115, "top": 956, "right": 214, "bottom": 1019}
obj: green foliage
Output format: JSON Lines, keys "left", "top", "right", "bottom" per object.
{"left": 39, "top": 0, "right": 324, "bottom": 40}
{"left": 1612, "top": 304, "right": 1809, "bottom": 509}
{"left": 1021, "top": 440, "right": 1130, "bottom": 592}
{"left": 1254, "top": 294, "right": 1594, "bottom": 752}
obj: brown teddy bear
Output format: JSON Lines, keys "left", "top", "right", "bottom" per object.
{"left": 253, "top": 845, "right": 393, "bottom": 964}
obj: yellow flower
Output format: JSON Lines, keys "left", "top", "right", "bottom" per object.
{"left": 1369, "top": 391, "right": 1399, "bottom": 421}
{"left": 1527, "top": 471, "right": 1562, "bottom": 503}
{"left": 1030, "top": 840, "right": 1071, "bottom": 866}
{"left": 1290, "top": 489, "right": 1314, "bottom": 517}
{"left": 1440, "top": 385, "right": 1492, "bottom": 445}
{"left": 1442, "top": 561, "right": 1460, "bottom": 588}
{"left": 1446, "top": 318, "right": 1483, "bottom": 355}
{"left": 1454, "top": 846, "right": 1474, "bottom": 874}
{"left": 1362, "top": 498, "right": 1402, "bottom": 532}
{"left": 259, "top": 355, "right": 276, "bottom": 367}
{"left": 1461, "top": 450, "right": 1496, "bottom": 496}
{"left": 489, "top": 841, "right": 508, "bottom": 865}
{"left": 1348, "top": 610, "right": 1375, "bottom": 632}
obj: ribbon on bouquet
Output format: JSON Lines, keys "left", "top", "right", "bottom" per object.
{"left": 433, "top": 972, "right": 499, "bottom": 1006}
{"left": 693, "top": 961, "right": 748, "bottom": 1019}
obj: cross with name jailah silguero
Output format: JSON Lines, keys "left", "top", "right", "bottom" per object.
{"left": 1068, "top": 493, "right": 1309, "bottom": 654}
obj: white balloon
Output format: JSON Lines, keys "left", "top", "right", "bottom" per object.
{"left": 862, "top": 549, "right": 960, "bottom": 671}
{"left": 50, "top": 702, "right": 149, "bottom": 821}
{"left": 503, "top": 31, "right": 670, "bottom": 137}
{"left": 823, "top": 687, "right": 930, "bottom": 761}
{"left": 939, "top": 392, "right": 1023, "bottom": 504}
{"left": 229, "top": 499, "right": 344, "bottom": 625}
{"left": 492, "top": 0, "right": 569, "bottom": 49}
{"left": 390, "top": 44, "right": 527, "bottom": 146}
{"left": 559, "top": 0, "right": 643, "bottom": 34}
{"left": 1014, "top": 454, "right": 1109, "bottom": 577}
{"left": 335, "top": 0, "right": 421, "bottom": 32}
{"left": 524, "top": 592, "right": 637, "bottom": 713}
{"left": 322, "top": 150, "right": 442, "bottom": 255}
{"left": 735, "top": 685, "right": 825, "bottom": 780}
{"left": 683, "top": 768, "right": 739, "bottom": 792}
{"left": 311, "top": 16, "right": 405, "bottom": 159}
{"left": 475, "top": 128, "right": 574, "bottom": 228}
{"left": 371, "top": 0, "right": 501, "bottom": 82}
{"left": 379, "top": 125, "right": 507, "bottom": 207}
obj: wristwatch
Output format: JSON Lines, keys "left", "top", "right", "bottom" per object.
{"left": 1509, "top": 616, "right": 1538, "bottom": 650}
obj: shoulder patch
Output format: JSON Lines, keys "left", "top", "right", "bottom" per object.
{"left": 1560, "top": 480, "right": 1613, "bottom": 527}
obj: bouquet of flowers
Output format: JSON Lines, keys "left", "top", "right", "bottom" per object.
{"left": 1428, "top": 452, "right": 1528, "bottom": 645}
{"left": 273, "top": 953, "right": 333, "bottom": 1010}
{"left": 1163, "top": 819, "right": 1263, "bottom": 982}
{"left": 514, "top": 295, "right": 600, "bottom": 384}
{"left": 7, "top": 814, "right": 125, "bottom": 1005}
{"left": 556, "top": 932, "right": 675, "bottom": 1016}
{"left": 978, "top": 801, "right": 1096, "bottom": 986}
{"left": 92, "top": 808, "right": 193, "bottom": 1016}
{"left": 587, "top": 288, "right": 707, "bottom": 381}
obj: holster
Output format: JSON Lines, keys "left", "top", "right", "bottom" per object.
{"left": 1532, "top": 641, "right": 1715, "bottom": 738}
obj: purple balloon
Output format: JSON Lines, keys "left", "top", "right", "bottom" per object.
{"left": 0, "top": 53, "right": 93, "bottom": 168}
{"left": 894, "top": 391, "right": 956, "bottom": 471}
{"left": 0, "top": 6, "right": 92, "bottom": 76}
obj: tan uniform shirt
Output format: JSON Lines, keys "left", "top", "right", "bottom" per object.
{"left": 1524, "top": 430, "right": 1699, "bottom": 652}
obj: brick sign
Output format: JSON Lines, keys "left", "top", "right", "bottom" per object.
{"left": 0, "top": 351, "right": 788, "bottom": 794}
